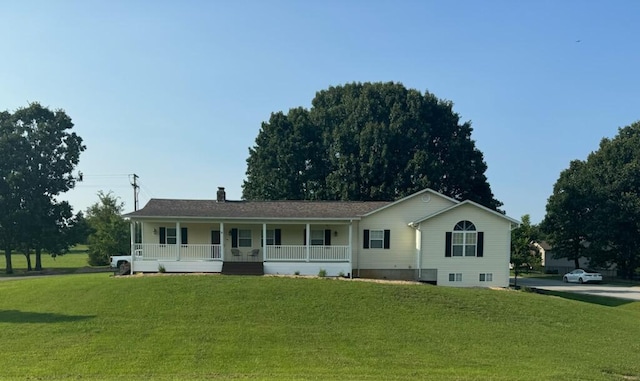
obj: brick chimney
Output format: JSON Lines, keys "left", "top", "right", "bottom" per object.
{"left": 216, "top": 187, "right": 226, "bottom": 202}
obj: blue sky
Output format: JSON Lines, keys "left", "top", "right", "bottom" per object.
{"left": 1, "top": 0, "right": 638, "bottom": 223}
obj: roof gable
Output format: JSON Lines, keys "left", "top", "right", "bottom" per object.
{"left": 362, "top": 188, "right": 459, "bottom": 217}
{"left": 411, "top": 200, "right": 520, "bottom": 226}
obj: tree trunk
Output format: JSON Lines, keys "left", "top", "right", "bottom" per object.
{"left": 25, "top": 252, "right": 32, "bottom": 271}
{"left": 4, "top": 247, "right": 13, "bottom": 274}
{"left": 573, "top": 257, "right": 580, "bottom": 269}
{"left": 35, "top": 247, "right": 42, "bottom": 271}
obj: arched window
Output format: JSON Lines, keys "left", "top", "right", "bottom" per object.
{"left": 452, "top": 220, "right": 477, "bottom": 257}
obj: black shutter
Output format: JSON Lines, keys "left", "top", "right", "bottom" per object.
{"left": 383, "top": 230, "right": 390, "bottom": 249}
{"left": 303, "top": 229, "right": 307, "bottom": 245}
{"left": 211, "top": 230, "right": 220, "bottom": 245}
{"left": 275, "top": 229, "right": 281, "bottom": 245}
{"left": 231, "top": 228, "right": 238, "bottom": 248}
{"left": 477, "top": 232, "right": 484, "bottom": 257}
{"left": 363, "top": 230, "right": 370, "bottom": 249}
{"left": 181, "top": 227, "right": 188, "bottom": 245}
{"left": 445, "top": 232, "right": 452, "bottom": 257}
{"left": 325, "top": 229, "right": 331, "bottom": 246}
{"left": 159, "top": 227, "right": 166, "bottom": 245}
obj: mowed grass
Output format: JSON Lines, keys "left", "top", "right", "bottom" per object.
{"left": 0, "top": 245, "right": 100, "bottom": 276}
{"left": 0, "top": 275, "right": 639, "bottom": 381}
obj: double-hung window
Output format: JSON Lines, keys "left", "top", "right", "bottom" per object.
{"left": 310, "top": 230, "right": 325, "bottom": 245}
{"left": 369, "top": 230, "right": 384, "bottom": 248}
{"left": 238, "top": 229, "right": 252, "bottom": 247}
{"left": 363, "top": 229, "right": 391, "bottom": 249}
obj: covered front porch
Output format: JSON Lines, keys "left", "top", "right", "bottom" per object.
{"left": 129, "top": 220, "right": 355, "bottom": 276}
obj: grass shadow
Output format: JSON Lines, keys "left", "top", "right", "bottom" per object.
{"left": 0, "top": 310, "right": 96, "bottom": 323}
{"left": 535, "top": 289, "right": 635, "bottom": 307}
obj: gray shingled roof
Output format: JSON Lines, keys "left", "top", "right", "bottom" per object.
{"left": 124, "top": 199, "right": 392, "bottom": 220}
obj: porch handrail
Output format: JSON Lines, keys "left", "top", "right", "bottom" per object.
{"left": 265, "top": 245, "right": 349, "bottom": 262}
{"left": 134, "top": 243, "right": 221, "bottom": 261}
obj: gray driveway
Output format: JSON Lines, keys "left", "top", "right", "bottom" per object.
{"left": 512, "top": 277, "right": 640, "bottom": 301}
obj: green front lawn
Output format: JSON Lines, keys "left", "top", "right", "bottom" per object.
{"left": 0, "top": 245, "right": 105, "bottom": 276}
{"left": 0, "top": 274, "right": 638, "bottom": 380}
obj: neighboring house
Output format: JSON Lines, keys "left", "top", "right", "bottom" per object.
{"left": 534, "top": 241, "right": 616, "bottom": 276}
{"left": 123, "top": 187, "right": 519, "bottom": 287}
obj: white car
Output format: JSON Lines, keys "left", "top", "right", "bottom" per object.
{"left": 563, "top": 269, "right": 603, "bottom": 284}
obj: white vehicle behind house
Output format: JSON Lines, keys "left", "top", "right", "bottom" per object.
{"left": 563, "top": 269, "right": 603, "bottom": 284}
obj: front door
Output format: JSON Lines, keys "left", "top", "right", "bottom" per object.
{"left": 211, "top": 230, "right": 221, "bottom": 258}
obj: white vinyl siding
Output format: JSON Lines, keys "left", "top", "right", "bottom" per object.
{"left": 357, "top": 191, "right": 457, "bottom": 270}
{"left": 420, "top": 203, "right": 512, "bottom": 288}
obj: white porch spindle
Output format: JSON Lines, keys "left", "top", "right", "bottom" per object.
{"left": 306, "top": 223, "right": 310, "bottom": 262}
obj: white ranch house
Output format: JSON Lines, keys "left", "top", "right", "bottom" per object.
{"left": 124, "top": 187, "right": 519, "bottom": 287}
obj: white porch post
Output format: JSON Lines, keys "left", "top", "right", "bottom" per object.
{"left": 140, "top": 221, "right": 144, "bottom": 247}
{"left": 220, "top": 222, "right": 225, "bottom": 261}
{"left": 348, "top": 221, "right": 353, "bottom": 279}
{"left": 306, "top": 223, "right": 310, "bottom": 262}
{"left": 129, "top": 220, "right": 135, "bottom": 275}
{"left": 176, "top": 221, "right": 181, "bottom": 261}
{"left": 262, "top": 223, "right": 267, "bottom": 261}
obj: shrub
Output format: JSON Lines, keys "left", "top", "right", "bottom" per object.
{"left": 318, "top": 269, "right": 327, "bottom": 277}
{"left": 158, "top": 264, "right": 166, "bottom": 273}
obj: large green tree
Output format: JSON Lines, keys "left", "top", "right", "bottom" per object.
{"left": 540, "top": 160, "right": 595, "bottom": 269}
{"left": 86, "top": 192, "right": 130, "bottom": 266}
{"left": 510, "top": 214, "right": 541, "bottom": 287}
{"left": 542, "top": 121, "right": 640, "bottom": 278}
{"left": 243, "top": 82, "right": 502, "bottom": 209}
{"left": 0, "top": 103, "right": 84, "bottom": 273}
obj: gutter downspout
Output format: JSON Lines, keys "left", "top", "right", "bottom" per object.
{"left": 355, "top": 220, "right": 360, "bottom": 278}
{"left": 416, "top": 223, "right": 422, "bottom": 280}
{"left": 408, "top": 222, "right": 422, "bottom": 280}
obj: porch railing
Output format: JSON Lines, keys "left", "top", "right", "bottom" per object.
{"left": 265, "top": 245, "right": 349, "bottom": 262}
{"left": 132, "top": 244, "right": 349, "bottom": 262}
{"left": 133, "top": 243, "right": 221, "bottom": 261}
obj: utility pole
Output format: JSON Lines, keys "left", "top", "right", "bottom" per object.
{"left": 131, "top": 173, "right": 139, "bottom": 211}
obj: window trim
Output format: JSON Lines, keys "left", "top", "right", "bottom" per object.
{"left": 448, "top": 273, "right": 463, "bottom": 282}
{"left": 479, "top": 273, "right": 493, "bottom": 282}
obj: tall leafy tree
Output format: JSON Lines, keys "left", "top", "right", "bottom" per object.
{"left": 541, "top": 160, "right": 595, "bottom": 269}
{"left": 243, "top": 82, "right": 502, "bottom": 209}
{"left": 0, "top": 110, "right": 29, "bottom": 274}
{"left": 510, "top": 215, "right": 541, "bottom": 287}
{"left": 584, "top": 122, "right": 640, "bottom": 278}
{"left": 0, "top": 103, "right": 84, "bottom": 274}
{"left": 86, "top": 192, "right": 130, "bottom": 266}
{"left": 244, "top": 108, "right": 328, "bottom": 200}
{"left": 542, "top": 121, "right": 640, "bottom": 278}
